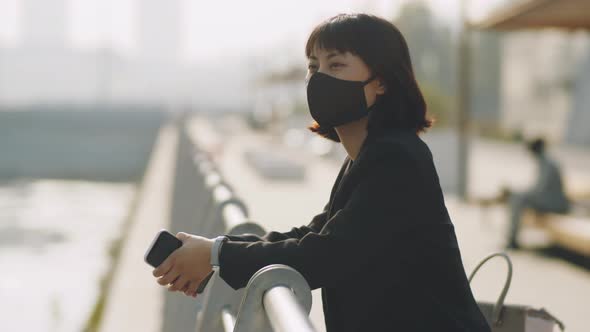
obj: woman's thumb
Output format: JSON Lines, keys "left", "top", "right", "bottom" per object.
{"left": 176, "top": 232, "right": 189, "bottom": 242}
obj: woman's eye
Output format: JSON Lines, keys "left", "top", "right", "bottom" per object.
{"left": 330, "top": 63, "right": 344, "bottom": 69}
{"left": 307, "top": 64, "right": 318, "bottom": 71}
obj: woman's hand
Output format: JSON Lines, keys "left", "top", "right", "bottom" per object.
{"left": 152, "top": 232, "right": 214, "bottom": 298}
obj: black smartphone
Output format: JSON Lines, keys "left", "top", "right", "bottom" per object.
{"left": 144, "top": 229, "right": 183, "bottom": 268}
{"left": 144, "top": 229, "right": 215, "bottom": 294}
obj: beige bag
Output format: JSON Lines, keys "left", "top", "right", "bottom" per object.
{"left": 469, "top": 252, "right": 565, "bottom": 332}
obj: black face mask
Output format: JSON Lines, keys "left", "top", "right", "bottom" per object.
{"left": 306, "top": 71, "right": 377, "bottom": 127}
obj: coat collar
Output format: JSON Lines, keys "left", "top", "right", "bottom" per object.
{"left": 328, "top": 127, "right": 410, "bottom": 216}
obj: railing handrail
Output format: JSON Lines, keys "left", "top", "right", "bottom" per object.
{"left": 264, "top": 286, "right": 316, "bottom": 332}
{"left": 232, "top": 264, "right": 314, "bottom": 332}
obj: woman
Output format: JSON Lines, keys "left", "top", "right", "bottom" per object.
{"left": 152, "top": 13, "right": 491, "bottom": 331}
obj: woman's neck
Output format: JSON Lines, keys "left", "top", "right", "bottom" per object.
{"left": 334, "top": 116, "right": 369, "bottom": 161}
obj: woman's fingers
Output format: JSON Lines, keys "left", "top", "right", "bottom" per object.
{"left": 169, "top": 275, "right": 189, "bottom": 292}
{"left": 153, "top": 254, "right": 176, "bottom": 278}
{"left": 185, "top": 280, "right": 200, "bottom": 298}
{"left": 157, "top": 270, "right": 180, "bottom": 286}
{"left": 157, "top": 273, "right": 199, "bottom": 298}
{"left": 179, "top": 280, "right": 192, "bottom": 295}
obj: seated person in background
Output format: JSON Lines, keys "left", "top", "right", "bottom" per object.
{"left": 506, "top": 138, "right": 570, "bottom": 249}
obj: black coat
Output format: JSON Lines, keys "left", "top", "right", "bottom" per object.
{"left": 219, "top": 128, "right": 491, "bottom": 332}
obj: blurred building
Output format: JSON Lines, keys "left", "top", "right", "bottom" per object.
{"left": 395, "top": 2, "right": 455, "bottom": 97}
{"left": 127, "top": 0, "right": 186, "bottom": 106}
{"left": 500, "top": 31, "right": 590, "bottom": 144}
{"left": 21, "top": 0, "right": 68, "bottom": 49}
{"left": 0, "top": 0, "right": 83, "bottom": 104}
{"left": 475, "top": 0, "right": 590, "bottom": 146}
{"left": 566, "top": 45, "right": 590, "bottom": 145}
{"left": 138, "top": 0, "right": 182, "bottom": 63}
{"left": 470, "top": 31, "right": 502, "bottom": 129}
{"left": 0, "top": 0, "right": 193, "bottom": 108}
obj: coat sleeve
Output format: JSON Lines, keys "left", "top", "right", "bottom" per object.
{"left": 222, "top": 202, "right": 329, "bottom": 243}
{"left": 218, "top": 148, "right": 418, "bottom": 290}
{"left": 221, "top": 156, "right": 349, "bottom": 243}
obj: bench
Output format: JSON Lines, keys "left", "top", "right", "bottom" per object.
{"left": 471, "top": 178, "right": 590, "bottom": 256}
{"left": 523, "top": 210, "right": 590, "bottom": 257}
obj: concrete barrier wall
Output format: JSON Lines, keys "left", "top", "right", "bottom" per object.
{"left": 98, "top": 123, "right": 178, "bottom": 332}
{"left": 0, "top": 107, "right": 169, "bottom": 182}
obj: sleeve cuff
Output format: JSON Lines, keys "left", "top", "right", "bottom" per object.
{"left": 210, "top": 235, "right": 228, "bottom": 267}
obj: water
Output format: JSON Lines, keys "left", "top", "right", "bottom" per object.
{"left": 0, "top": 179, "right": 135, "bottom": 332}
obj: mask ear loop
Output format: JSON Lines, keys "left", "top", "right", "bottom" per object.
{"left": 362, "top": 73, "right": 378, "bottom": 86}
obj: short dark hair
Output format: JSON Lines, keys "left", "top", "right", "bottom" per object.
{"left": 527, "top": 138, "right": 545, "bottom": 155}
{"left": 305, "top": 13, "right": 432, "bottom": 142}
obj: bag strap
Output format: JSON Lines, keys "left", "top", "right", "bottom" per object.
{"left": 469, "top": 252, "right": 513, "bottom": 326}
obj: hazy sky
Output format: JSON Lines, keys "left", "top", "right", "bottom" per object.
{"left": 0, "top": 0, "right": 506, "bottom": 63}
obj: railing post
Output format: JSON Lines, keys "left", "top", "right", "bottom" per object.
{"left": 232, "top": 264, "right": 315, "bottom": 332}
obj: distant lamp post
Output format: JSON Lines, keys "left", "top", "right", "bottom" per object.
{"left": 457, "top": 0, "right": 472, "bottom": 200}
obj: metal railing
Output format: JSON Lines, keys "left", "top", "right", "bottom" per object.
{"left": 166, "top": 120, "right": 316, "bottom": 332}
